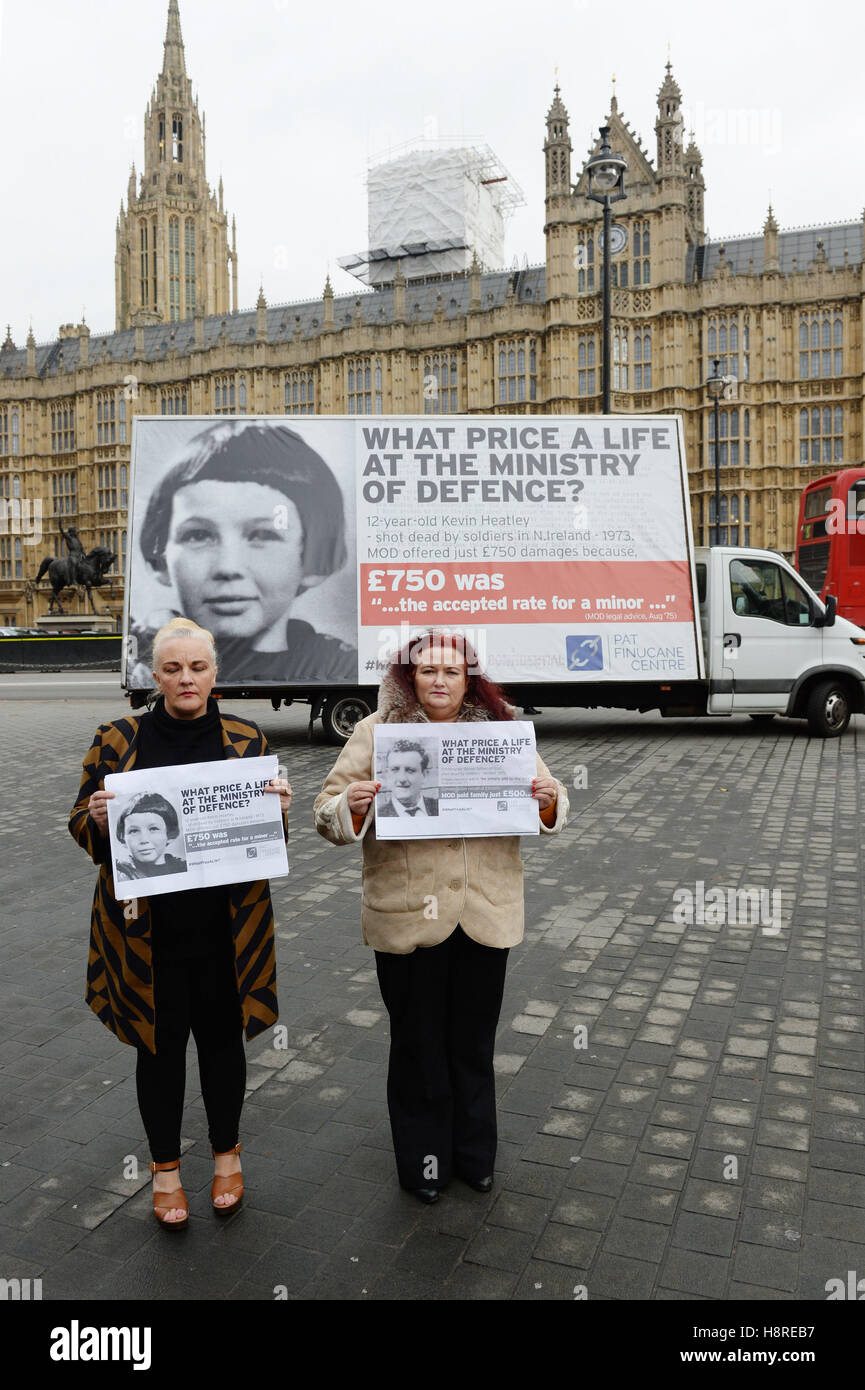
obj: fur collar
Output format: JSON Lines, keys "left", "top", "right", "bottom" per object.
{"left": 377, "top": 669, "right": 494, "bottom": 724}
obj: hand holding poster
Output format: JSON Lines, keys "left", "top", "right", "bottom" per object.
{"left": 374, "top": 722, "right": 538, "bottom": 839}
{"left": 105, "top": 755, "right": 289, "bottom": 897}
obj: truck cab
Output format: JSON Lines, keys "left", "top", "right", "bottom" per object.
{"left": 696, "top": 546, "right": 865, "bottom": 735}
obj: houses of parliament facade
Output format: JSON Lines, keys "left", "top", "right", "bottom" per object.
{"left": 1, "top": 0, "right": 862, "bottom": 626}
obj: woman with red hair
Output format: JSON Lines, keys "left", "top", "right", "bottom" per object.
{"left": 314, "top": 628, "right": 568, "bottom": 1203}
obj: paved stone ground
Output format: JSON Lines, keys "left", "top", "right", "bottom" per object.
{"left": 1, "top": 693, "right": 863, "bottom": 1302}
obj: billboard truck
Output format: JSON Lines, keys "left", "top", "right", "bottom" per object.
{"left": 123, "top": 415, "right": 865, "bottom": 739}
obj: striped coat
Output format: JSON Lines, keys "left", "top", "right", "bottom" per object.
{"left": 69, "top": 711, "right": 280, "bottom": 1054}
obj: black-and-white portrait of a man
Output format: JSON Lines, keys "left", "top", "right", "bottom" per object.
{"left": 377, "top": 739, "right": 439, "bottom": 819}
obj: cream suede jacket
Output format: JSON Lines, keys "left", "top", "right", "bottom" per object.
{"left": 313, "top": 675, "right": 568, "bottom": 953}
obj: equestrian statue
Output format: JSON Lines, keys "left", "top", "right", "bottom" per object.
{"left": 35, "top": 523, "right": 116, "bottom": 615}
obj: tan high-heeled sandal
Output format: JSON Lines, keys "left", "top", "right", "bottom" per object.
{"left": 150, "top": 1160, "right": 189, "bottom": 1230}
{"left": 211, "top": 1142, "right": 243, "bottom": 1214}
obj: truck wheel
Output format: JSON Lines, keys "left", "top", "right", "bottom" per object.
{"left": 806, "top": 680, "right": 851, "bottom": 737}
{"left": 321, "top": 692, "right": 372, "bottom": 743}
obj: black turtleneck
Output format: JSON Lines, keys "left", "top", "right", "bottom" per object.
{"left": 133, "top": 696, "right": 232, "bottom": 961}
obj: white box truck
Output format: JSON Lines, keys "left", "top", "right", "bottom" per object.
{"left": 122, "top": 414, "right": 865, "bottom": 738}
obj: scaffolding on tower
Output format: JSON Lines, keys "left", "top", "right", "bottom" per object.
{"left": 339, "top": 139, "right": 525, "bottom": 288}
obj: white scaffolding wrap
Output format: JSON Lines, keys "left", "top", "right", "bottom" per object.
{"left": 340, "top": 143, "right": 525, "bottom": 287}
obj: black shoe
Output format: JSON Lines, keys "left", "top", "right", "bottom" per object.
{"left": 404, "top": 1185, "right": 440, "bottom": 1204}
{"left": 460, "top": 1174, "right": 493, "bottom": 1193}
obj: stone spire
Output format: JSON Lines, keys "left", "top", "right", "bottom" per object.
{"left": 115, "top": 0, "right": 233, "bottom": 330}
{"left": 256, "top": 283, "right": 268, "bottom": 339}
{"left": 323, "top": 274, "right": 334, "bottom": 330}
{"left": 684, "top": 130, "right": 705, "bottom": 239}
{"left": 468, "top": 248, "right": 482, "bottom": 316}
{"left": 162, "top": 0, "right": 187, "bottom": 79}
{"left": 392, "top": 262, "right": 405, "bottom": 322}
{"left": 544, "top": 83, "right": 572, "bottom": 197}
{"left": 763, "top": 204, "right": 779, "bottom": 273}
{"left": 656, "top": 59, "right": 684, "bottom": 176}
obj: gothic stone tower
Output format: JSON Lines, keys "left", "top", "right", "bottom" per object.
{"left": 114, "top": 0, "right": 238, "bottom": 330}
{"left": 544, "top": 63, "right": 706, "bottom": 410}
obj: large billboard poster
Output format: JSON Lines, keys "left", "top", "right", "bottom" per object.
{"left": 124, "top": 417, "right": 358, "bottom": 688}
{"left": 124, "top": 415, "right": 702, "bottom": 688}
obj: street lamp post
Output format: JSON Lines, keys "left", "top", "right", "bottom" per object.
{"left": 586, "top": 126, "right": 627, "bottom": 414}
{"left": 706, "top": 358, "right": 727, "bottom": 544}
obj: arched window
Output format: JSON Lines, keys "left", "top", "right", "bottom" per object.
{"left": 184, "top": 220, "right": 195, "bottom": 317}
{"left": 799, "top": 405, "right": 843, "bottom": 463}
{"left": 172, "top": 115, "right": 183, "bottom": 162}
{"left": 152, "top": 218, "right": 158, "bottom": 306}
{"left": 139, "top": 222, "right": 149, "bottom": 307}
{"left": 168, "top": 218, "right": 180, "bottom": 321}
{"left": 800, "top": 311, "right": 843, "bottom": 379}
{"left": 498, "top": 339, "right": 537, "bottom": 403}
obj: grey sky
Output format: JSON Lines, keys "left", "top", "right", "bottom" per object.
{"left": 1, "top": 0, "right": 862, "bottom": 344}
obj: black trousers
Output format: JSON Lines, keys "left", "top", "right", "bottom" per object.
{"left": 374, "top": 925, "right": 509, "bottom": 1190}
{"left": 135, "top": 943, "right": 246, "bottom": 1163}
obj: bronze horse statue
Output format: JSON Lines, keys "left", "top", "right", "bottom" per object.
{"left": 35, "top": 546, "right": 117, "bottom": 615}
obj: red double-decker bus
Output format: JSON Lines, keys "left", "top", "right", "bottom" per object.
{"left": 796, "top": 467, "right": 865, "bottom": 628}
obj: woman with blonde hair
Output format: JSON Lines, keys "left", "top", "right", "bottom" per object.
{"left": 70, "top": 617, "right": 292, "bottom": 1229}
